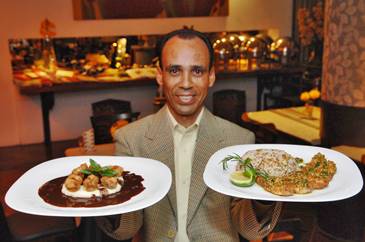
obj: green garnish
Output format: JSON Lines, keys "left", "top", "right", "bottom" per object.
{"left": 220, "top": 154, "right": 269, "bottom": 187}
{"left": 230, "top": 170, "right": 255, "bottom": 187}
{"left": 81, "top": 159, "right": 118, "bottom": 177}
{"left": 295, "top": 158, "right": 304, "bottom": 164}
{"left": 220, "top": 153, "right": 248, "bottom": 170}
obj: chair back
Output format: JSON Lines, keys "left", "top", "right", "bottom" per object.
{"left": 260, "top": 71, "right": 308, "bottom": 110}
{"left": 92, "top": 99, "right": 132, "bottom": 116}
{"left": 212, "top": 89, "right": 246, "bottom": 125}
{"left": 91, "top": 112, "right": 140, "bottom": 144}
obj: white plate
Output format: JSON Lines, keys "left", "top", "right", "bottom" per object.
{"left": 203, "top": 144, "right": 363, "bottom": 202}
{"left": 5, "top": 156, "right": 172, "bottom": 217}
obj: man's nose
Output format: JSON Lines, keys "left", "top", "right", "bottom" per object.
{"left": 180, "top": 71, "right": 192, "bottom": 88}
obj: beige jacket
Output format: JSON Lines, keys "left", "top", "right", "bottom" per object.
{"left": 98, "top": 106, "right": 282, "bottom": 242}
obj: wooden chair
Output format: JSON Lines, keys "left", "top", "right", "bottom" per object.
{"left": 1, "top": 203, "right": 77, "bottom": 242}
{"left": 212, "top": 89, "right": 246, "bottom": 126}
{"left": 92, "top": 99, "right": 132, "bottom": 117}
{"left": 91, "top": 99, "right": 140, "bottom": 144}
{"left": 261, "top": 71, "right": 308, "bottom": 110}
{"left": 91, "top": 112, "right": 140, "bottom": 144}
{"left": 213, "top": 89, "right": 287, "bottom": 144}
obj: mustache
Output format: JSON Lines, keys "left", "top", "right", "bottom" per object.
{"left": 175, "top": 87, "right": 196, "bottom": 95}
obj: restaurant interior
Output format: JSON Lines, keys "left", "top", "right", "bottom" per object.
{"left": 1, "top": 0, "right": 365, "bottom": 242}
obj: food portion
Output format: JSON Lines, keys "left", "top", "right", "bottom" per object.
{"left": 238, "top": 149, "right": 301, "bottom": 177}
{"left": 256, "top": 153, "right": 336, "bottom": 196}
{"left": 38, "top": 159, "right": 145, "bottom": 207}
{"left": 62, "top": 160, "right": 124, "bottom": 198}
{"left": 221, "top": 149, "right": 337, "bottom": 196}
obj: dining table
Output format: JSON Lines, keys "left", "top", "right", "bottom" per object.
{"left": 242, "top": 106, "right": 365, "bottom": 164}
{"left": 242, "top": 105, "right": 321, "bottom": 145}
{"left": 331, "top": 145, "right": 365, "bottom": 164}
{"left": 64, "top": 143, "right": 115, "bottom": 156}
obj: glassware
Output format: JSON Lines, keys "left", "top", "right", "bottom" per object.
{"left": 42, "top": 35, "right": 58, "bottom": 75}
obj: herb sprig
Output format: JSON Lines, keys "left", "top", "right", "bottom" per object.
{"left": 220, "top": 154, "right": 269, "bottom": 180}
{"left": 80, "top": 159, "right": 118, "bottom": 177}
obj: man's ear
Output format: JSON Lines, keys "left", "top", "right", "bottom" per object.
{"left": 208, "top": 66, "right": 216, "bottom": 87}
{"left": 156, "top": 65, "right": 163, "bottom": 86}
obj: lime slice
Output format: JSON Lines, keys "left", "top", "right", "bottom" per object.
{"left": 229, "top": 171, "right": 255, "bottom": 187}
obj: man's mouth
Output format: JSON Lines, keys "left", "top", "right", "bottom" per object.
{"left": 177, "top": 95, "right": 194, "bottom": 104}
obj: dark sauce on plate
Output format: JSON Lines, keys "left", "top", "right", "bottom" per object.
{"left": 38, "top": 172, "right": 145, "bottom": 207}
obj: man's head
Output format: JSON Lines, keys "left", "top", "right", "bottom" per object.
{"left": 157, "top": 28, "right": 215, "bottom": 70}
{"left": 156, "top": 29, "right": 216, "bottom": 127}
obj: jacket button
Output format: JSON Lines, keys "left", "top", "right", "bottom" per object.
{"left": 167, "top": 229, "right": 176, "bottom": 238}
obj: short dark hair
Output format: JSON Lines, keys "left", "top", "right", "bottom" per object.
{"left": 157, "top": 28, "right": 214, "bottom": 70}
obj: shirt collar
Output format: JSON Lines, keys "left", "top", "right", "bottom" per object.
{"left": 166, "top": 106, "right": 204, "bottom": 130}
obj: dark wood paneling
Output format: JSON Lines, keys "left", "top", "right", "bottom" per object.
{"left": 321, "top": 100, "right": 365, "bottom": 147}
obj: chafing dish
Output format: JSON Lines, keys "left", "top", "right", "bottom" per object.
{"left": 245, "top": 37, "right": 268, "bottom": 59}
{"left": 270, "top": 37, "right": 296, "bottom": 65}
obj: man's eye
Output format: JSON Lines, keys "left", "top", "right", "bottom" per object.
{"left": 168, "top": 67, "right": 180, "bottom": 75}
{"left": 192, "top": 68, "right": 204, "bottom": 76}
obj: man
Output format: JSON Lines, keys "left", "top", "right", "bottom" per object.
{"left": 98, "top": 29, "right": 282, "bottom": 242}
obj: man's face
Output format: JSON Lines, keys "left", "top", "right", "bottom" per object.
{"left": 156, "top": 36, "right": 215, "bottom": 127}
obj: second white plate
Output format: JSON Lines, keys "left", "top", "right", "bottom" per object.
{"left": 203, "top": 144, "right": 363, "bottom": 202}
{"left": 6, "top": 156, "right": 172, "bottom": 217}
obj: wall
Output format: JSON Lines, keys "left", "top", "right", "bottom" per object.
{"left": 322, "top": 0, "right": 365, "bottom": 107}
{"left": 320, "top": 0, "right": 365, "bottom": 148}
{"left": 0, "top": 0, "right": 293, "bottom": 147}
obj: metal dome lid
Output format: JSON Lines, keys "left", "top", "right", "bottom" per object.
{"left": 213, "top": 37, "right": 234, "bottom": 60}
{"left": 245, "top": 37, "right": 268, "bottom": 58}
{"left": 270, "top": 37, "right": 295, "bottom": 57}
{"left": 255, "top": 33, "right": 274, "bottom": 46}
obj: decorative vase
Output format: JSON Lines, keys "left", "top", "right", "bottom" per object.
{"left": 304, "top": 103, "right": 314, "bottom": 119}
{"left": 42, "top": 35, "right": 57, "bottom": 74}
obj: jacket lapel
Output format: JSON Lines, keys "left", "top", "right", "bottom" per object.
{"left": 187, "top": 110, "right": 224, "bottom": 224}
{"left": 144, "top": 106, "right": 177, "bottom": 217}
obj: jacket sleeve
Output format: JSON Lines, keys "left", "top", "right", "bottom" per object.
{"left": 96, "top": 127, "right": 143, "bottom": 240}
{"left": 230, "top": 199, "right": 282, "bottom": 240}
{"left": 115, "top": 127, "right": 133, "bottom": 156}
{"left": 229, "top": 125, "right": 282, "bottom": 240}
